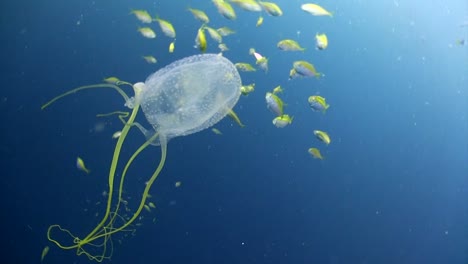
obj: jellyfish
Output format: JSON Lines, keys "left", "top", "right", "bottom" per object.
{"left": 43, "top": 54, "right": 242, "bottom": 261}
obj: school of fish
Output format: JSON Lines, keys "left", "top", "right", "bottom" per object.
{"left": 128, "top": 1, "right": 334, "bottom": 160}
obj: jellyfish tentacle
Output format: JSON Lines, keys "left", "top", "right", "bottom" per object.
{"left": 110, "top": 132, "right": 160, "bottom": 225}
{"left": 46, "top": 93, "right": 141, "bottom": 259}
{"left": 41, "top": 84, "right": 130, "bottom": 110}
{"left": 96, "top": 111, "right": 129, "bottom": 118}
{"left": 85, "top": 133, "right": 167, "bottom": 243}
{"left": 81, "top": 100, "right": 140, "bottom": 242}
{"left": 96, "top": 111, "right": 130, "bottom": 125}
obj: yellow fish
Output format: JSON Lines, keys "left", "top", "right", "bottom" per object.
{"left": 175, "top": 181, "right": 182, "bottom": 187}
{"left": 292, "top": 60, "right": 321, "bottom": 78}
{"left": 131, "top": 10, "right": 152, "bottom": 23}
{"left": 112, "top": 131, "right": 122, "bottom": 139}
{"left": 212, "top": 128, "right": 223, "bottom": 135}
{"left": 315, "top": 33, "right": 328, "bottom": 50}
{"left": 138, "top": 27, "right": 156, "bottom": 39}
{"left": 228, "top": 109, "right": 245, "bottom": 127}
{"left": 205, "top": 26, "right": 223, "bottom": 43}
{"left": 169, "top": 40, "right": 175, "bottom": 53}
{"left": 256, "top": 16, "right": 264, "bottom": 27}
{"left": 272, "top": 114, "right": 293, "bottom": 128}
{"left": 154, "top": 17, "right": 176, "bottom": 38}
{"left": 289, "top": 68, "right": 298, "bottom": 80}
{"left": 277, "top": 39, "right": 305, "bottom": 51}
{"left": 256, "top": 57, "right": 268, "bottom": 72}
{"left": 195, "top": 25, "right": 207, "bottom": 52}
{"left": 265, "top": 92, "right": 284, "bottom": 116}
{"left": 217, "top": 27, "right": 235, "bottom": 36}
{"left": 301, "top": 3, "right": 333, "bottom": 17}
{"left": 41, "top": 246, "right": 50, "bottom": 262}
{"left": 149, "top": 202, "right": 156, "bottom": 208}
{"left": 272, "top": 85, "right": 283, "bottom": 94}
{"left": 308, "top": 148, "right": 323, "bottom": 160}
{"left": 314, "top": 130, "right": 331, "bottom": 145}
{"left": 144, "top": 204, "right": 151, "bottom": 212}
{"left": 235, "top": 62, "right": 256, "bottom": 72}
{"left": 231, "top": 0, "right": 262, "bottom": 12}
{"left": 218, "top": 43, "right": 229, "bottom": 52}
{"left": 259, "top": 1, "right": 283, "bottom": 16}
{"left": 103, "top": 76, "right": 121, "bottom": 85}
{"left": 240, "top": 83, "right": 255, "bottom": 95}
{"left": 308, "top": 95, "right": 330, "bottom": 113}
{"left": 188, "top": 8, "right": 210, "bottom": 23}
{"left": 212, "top": 0, "right": 237, "bottom": 20}
{"left": 142, "top": 55, "right": 157, "bottom": 64}
{"left": 76, "top": 157, "right": 90, "bottom": 174}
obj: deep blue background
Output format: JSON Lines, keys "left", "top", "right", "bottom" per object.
{"left": 1, "top": 0, "right": 467, "bottom": 263}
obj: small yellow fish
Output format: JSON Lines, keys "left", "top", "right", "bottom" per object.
{"left": 272, "top": 85, "right": 283, "bottom": 94}
{"left": 76, "top": 157, "right": 90, "bottom": 174}
{"left": 142, "top": 55, "right": 157, "bottom": 64}
{"left": 112, "top": 131, "right": 122, "bottom": 139}
{"left": 138, "top": 27, "right": 156, "bottom": 39}
{"left": 195, "top": 25, "right": 207, "bottom": 52}
{"left": 265, "top": 92, "right": 285, "bottom": 116}
{"left": 292, "top": 60, "right": 321, "bottom": 78}
{"left": 314, "top": 130, "right": 331, "bottom": 145}
{"left": 240, "top": 83, "right": 255, "bottom": 95}
{"left": 144, "top": 204, "right": 151, "bottom": 212}
{"left": 41, "top": 246, "right": 50, "bottom": 262}
{"left": 235, "top": 62, "right": 256, "bottom": 72}
{"left": 277, "top": 39, "right": 305, "bottom": 51}
{"left": 188, "top": 8, "right": 210, "bottom": 23}
{"left": 154, "top": 17, "right": 176, "bottom": 38}
{"left": 301, "top": 3, "right": 333, "bottom": 17}
{"left": 256, "top": 16, "right": 264, "bottom": 27}
{"left": 308, "top": 148, "right": 323, "bottom": 159}
{"left": 228, "top": 109, "right": 245, "bottom": 127}
{"left": 308, "top": 95, "right": 329, "bottom": 113}
{"left": 131, "top": 10, "right": 152, "bottom": 23}
{"left": 205, "top": 26, "right": 223, "bottom": 43}
{"left": 169, "top": 40, "right": 175, "bottom": 53}
{"left": 231, "top": 0, "right": 262, "bottom": 12}
{"left": 212, "top": 0, "right": 237, "bottom": 20}
{"left": 289, "top": 68, "right": 299, "bottom": 79}
{"left": 212, "top": 128, "right": 223, "bottom": 135}
{"left": 259, "top": 1, "right": 283, "bottom": 16}
{"left": 175, "top": 181, "right": 182, "bottom": 187}
{"left": 149, "top": 202, "right": 156, "bottom": 208}
{"left": 103, "top": 76, "right": 121, "bottom": 85}
{"left": 256, "top": 56, "right": 269, "bottom": 72}
{"left": 218, "top": 43, "right": 229, "bottom": 52}
{"left": 272, "top": 114, "right": 293, "bottom": 128}
{"left": 315, "top": 33, "right": 328, "bottom": 50}
{"left": 217, "top": 26, "right": 235, "bottom": 36}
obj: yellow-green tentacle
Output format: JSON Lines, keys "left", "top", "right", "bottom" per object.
{"left": 109, "top": 132, "right": 160, "bottom": 226}
{"left": 83, "top": 136, "right": 167, "bottom": 243}
{"left": 41, "top": 84, "right": 130, "bottom": 110}
{"left": 96, "top": 111, "right": 130, "bottom": 125}
{"left": 82, "top": 102, "right": 140, "bottom": 242}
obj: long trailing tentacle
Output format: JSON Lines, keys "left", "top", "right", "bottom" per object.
{"left": 109, "top": 132, "right": 160, "bottom": 227}
{"left": 41, "top": 84, "right": 131, "bottom": 110}
{"left": 96, "top": 111, "right": 130, "bottom": 125}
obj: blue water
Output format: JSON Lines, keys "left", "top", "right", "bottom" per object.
{"left": 1, "top": 0, "right": 467, "bottom": 263}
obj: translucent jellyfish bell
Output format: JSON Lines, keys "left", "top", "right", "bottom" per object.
{"left": 137, "top": 53, "right": 242, "bottom": 145}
